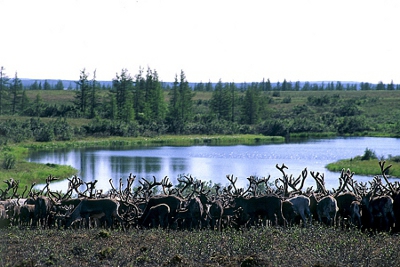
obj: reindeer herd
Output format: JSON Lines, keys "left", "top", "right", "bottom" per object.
{"left": 1, "top": 161, "right": 400, "bottom": 233}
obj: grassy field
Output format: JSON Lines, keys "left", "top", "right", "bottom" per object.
{"left": 1, "top": 226, "right": 399, "bottom": 267}
{"left": 326, "top": 159, "right": 400, "bottom": 178}
{"left": 9, "top": 89, "right": 400, "bottom": 134}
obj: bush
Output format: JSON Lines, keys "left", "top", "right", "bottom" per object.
{"left": 3, "top": 153, "right": 16, "bottom": 169}
{"left": 361, "top": 148, "right": 377, "bottom": 160}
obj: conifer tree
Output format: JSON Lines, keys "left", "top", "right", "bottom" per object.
{"left": 113, "top": 69, "right": 134, "bottom": 122}
{"left": 10, "top": 72, "right": 22, "bottom": 115}
{"left": 43, "top": 80, "right": 52, "bottom": 90}
{"left": 167, "top": 70, "right": 194, "bottom": 133}
{"left": 210, "top": 79, "right": 233, "bottom": 121}
{"left": 55, "top": 80, "right": 64, "bottom": 90}
{"left": 74, "top": 69, "right": 90, "bottom": 116}
{"left": 88, "top": 70, "right": 99, "bottom": 118}
{"left": 144, "top": 68, "right": 166, "bottom": 124}
{"left": 20, "top": 90, "right": 30, "bottom": 115}
{"left": 0, "top": 66, "right": 9, "bottom": 115}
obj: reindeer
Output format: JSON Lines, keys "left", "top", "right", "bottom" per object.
{"left": 310, "top": 193, "right": 338, "bottom": 226}
{"left": 225, "top": 173, "right": 286, "bottom": 227}
{"left": 349, "top": 200, "right": 362, "bottom": 228}
{"left": 282, "top": 200, "right": 297, "bottom": 226}
{"left": 207, "top": 200, "right": 224, "bottom": 231}
{"left": 140, "top": 203, "right": 170, "bottom": 229}
{"left": 361, "top": 188, "right": 395, "bottom": 232}
{"left": 33, "top": 196, "right": 54, "bottom": 228}
{"left": 332, "top": 169, "right": 359, "bottom": 228}
{"left": 175, "top": 196, "right": 204, "bottom": 230}
{"left": 0, "top": 204, "right": 7, "bottom": 219}
{"left": 19, "top": 204, "right": 36, "bottom": 227}
{"left": 234, "top": 195, "right": 286, "bottom": 227}
{"left": 374, "top": 161, "right": 400, "bottom": 232}
{"left": 287, "top": 195, "right": 312, "bottom": 227}
{"left": 65, "top": 198, "right": 125, "bottom": 230}
{"left": 140, "top": 176, "right": 195, "bottom": 228}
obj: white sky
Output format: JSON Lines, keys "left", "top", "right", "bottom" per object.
{"left": 1, "top": 0, "right": 399, "bottom": 83}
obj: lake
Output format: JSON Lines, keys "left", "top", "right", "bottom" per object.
{"left": 27, "top": 137, "right": 400, "bottom": 193}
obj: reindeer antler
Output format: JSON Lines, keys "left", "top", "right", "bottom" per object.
{"left": 379, "top": 161, "right": 396, "bottom": 195}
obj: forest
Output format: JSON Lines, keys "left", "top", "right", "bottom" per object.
{"left": 1, "top": 65, "right": 400, "bottom": 144}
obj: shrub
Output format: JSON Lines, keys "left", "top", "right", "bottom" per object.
{"left": 2, "top": 153, "right": 16, "bottom": 169}
{"left": 361, "top": 148, "right": 377, "bottom": 160}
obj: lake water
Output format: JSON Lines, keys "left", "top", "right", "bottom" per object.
{"left": 27, "top": 137, "right": 400, "bottom": 193}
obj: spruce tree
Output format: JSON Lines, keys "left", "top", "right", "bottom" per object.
{"left": 167, "top": 70, "right": 194, "bottom": 133}
{"left": 55, "top": 80, "right": 64, "bottom": 90}
{"left": 88, "top": 70, "right": 99, "bottom": 119}
{"left": 113, "top": 69, "right": 134, "bottom": 122}
{"left": 10, "top": 72, "right": 22, "bottom": 115}
{"left": 210, "top": 79, "right": 233, "bottom": 121}
{"left": 144, "top": 68, "right": 166, "bottom": 124}
{"left": 0, "top": 66, "right": 9, "bottom": 115}
{"left": 74, "top": 69, "right": 90, "bottom": 116}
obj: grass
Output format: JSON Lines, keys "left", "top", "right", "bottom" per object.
{"left": 326, "top": 159, "right": 400, "bottom": 178}
{"left": 1, "top": 226, "right": 400, "bottom": 266}
{"left": 21, "top": 134, "right": 284, "bottom": 150}
{"left": 0, "top": 144, "right": 78, "bottom": 190}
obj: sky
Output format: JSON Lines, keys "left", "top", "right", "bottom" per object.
{"left": 1, "top": 0, "right": 399, "bottom": 84}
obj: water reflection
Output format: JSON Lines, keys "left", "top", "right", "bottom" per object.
{"left": 28, "top": 137, "right": 400, "bottom": 193}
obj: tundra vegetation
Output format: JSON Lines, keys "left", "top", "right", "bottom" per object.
{"left": 2, "top": 161, "right": 400, "bottom": 266}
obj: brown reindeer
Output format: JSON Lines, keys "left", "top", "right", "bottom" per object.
{"left": 361, "top": 190, "right": 395, "bottom": 232}
{"left": 310, "top": 193, "right": 338, "bottom": 226}
{"left": 140, "top": 203, "right": 170, "bottom": 229}
{"left": 234, "top": 195, "right": 286, "bottom": 227}
{"left": 65, "top": 198, "right": 125, "bottom": 230}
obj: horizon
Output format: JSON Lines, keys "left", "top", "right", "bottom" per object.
{"left": 16, "top": 77, "right": 392, "bottom": 86}
{"left": 1, "top": 0, "right": 399, "bottom": 84}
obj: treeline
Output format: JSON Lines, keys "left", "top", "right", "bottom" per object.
{"left": 1, "top": 66, "right": 400, "bottom": 144}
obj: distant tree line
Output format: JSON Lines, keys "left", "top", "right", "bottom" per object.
{"left": 1, "top": 65, "right": 400, "bottom": 143}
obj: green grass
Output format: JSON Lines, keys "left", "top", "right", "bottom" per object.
{"left": 326, "top": 159, "right": 400, "bottom": 178}
{"left": 22, "top": 134, "right": 284, "bottom": 150}
{"left": 0, "top": 144, "right": 78, "bottom": 191}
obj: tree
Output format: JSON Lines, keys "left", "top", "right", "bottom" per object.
{"left": 335, "top": 81, "right": 343, "bottom": 90}
{"left": 387, "top": 80, "right": 395, "bottom": 91}
{"left": 0, "top": 66, "right": 9, "bottom": 115}
{"left": 29, "top": 80, "right": 39, "bottom": 90}
{"left": 241, "top": 87, "right": 260, "bottom": 124}
{"left": 360, "top": 82, "right": 372, "bottom": 90}
{"left": 113, "top": 69, "right": 134, "bottom": 122}
{"left": 55, "top": 80, "right": 64, "bottom": 90}
{"left": 209, "top": 79, "right": 233, "bottom": 121}
{"left": 294, "top": 81, "right": 301, "bottom": 91}
{"left": 33, "top": 93, "right": 44, "bottom": 117}
{"left": 88, "top": 70, "right": 99, "bottom": 119}
{"left": 376, "top": 81, "right": 385, "bottom": 90}
{"left": 20, "top": 90, "right": 30, "bottom": 115}
{"left": 43, "top": 80, "right": 52, "bottom": 90}
{"left": 133, "top": 67, "right": 146, "bottom": 121}
{"left": 241, "top": 87, "right": 268, "bottom": 125}
{"left": 143, "top": 68, "right": 166, "bottom": 124}
{"left": 281, "top": 79, "right": 289, "bottom": 91}
{"left": 167, "top": 70, "right": 195, "bottom": 133}
{"left": 74, "top": 69, "right": 90, "bottom": 116}
{"left": 10, "top": 72, "right": 23, "bottom": 115}
{"left": 194, "top": 82, "right": 205, "bottom": 91}
{"left": 205, "top": 80, "right": 213, "bottom": 92}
